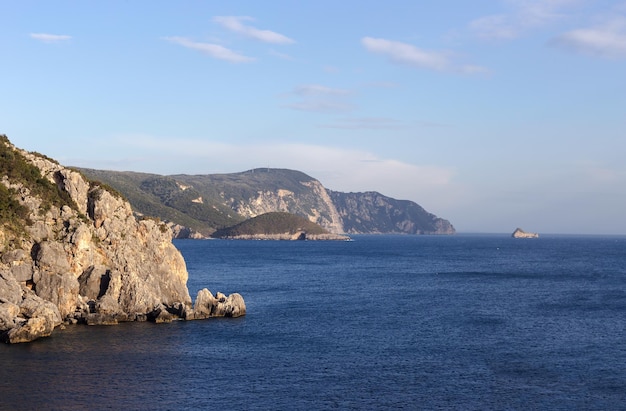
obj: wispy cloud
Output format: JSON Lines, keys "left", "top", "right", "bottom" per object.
{"left": 30, "top": 33, "right": 72, "bottom": 43}
{"left": 362, "top": 37, "right": 449, "bottom": 71}
{"left": 469, "top": 15, "right": 518, "bottom": 40}
{"left": 469, "top": 0, "right": 580, "bottom": 40}
{"left": 213, "top": 16, "right": 295, "bottom": 44}
{"left": 293, "top": 84, "right": 352, "bottom": 96}
{"left": 282, "top": 84, "right": 355, "bottom": 113}
{"left": 269, "top": 49, "right": 295, "bottom": 60}
{"left": 361, "top": 37, "right": 488, "bottom": 74}
{"left": 163, "top": 36, "right": 255, "bottom": 63}
{"left": 283, "top": 101, "right": 355, "bottom": 113}
{"left": 551, "top": 16, "right": 626, "bottom": 58}
{"left": 361, "top": 81, "right": 400, "bottom": 89}
{"left": 102, "top": 134, "right": 457, "bottom": 207}
{"left": 319, "top": 117, "right": 405, "bottom": 130}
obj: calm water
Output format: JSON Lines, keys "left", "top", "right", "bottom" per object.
{"left": 1, "top": 234, "right": 625, "bottom": 410}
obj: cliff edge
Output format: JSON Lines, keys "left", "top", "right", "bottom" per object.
{"left": 0, "top": 136, "right": 245, "bottom": 343}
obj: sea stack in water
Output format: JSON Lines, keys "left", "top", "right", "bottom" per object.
{"left": 0, "top": 136, "right": 245, "bottom": 343}
{"left": 512, "top": 228, "right": 539, "bottom": 238}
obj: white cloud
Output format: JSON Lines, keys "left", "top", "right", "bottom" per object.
{"left": 319, "top": 117, "right": 405, "bottom": 130}
{"left": 282, "top": 84, "right": 355, "bottom": 113}
{"left": 30, "top": 33, "right": 72, "bottom": 43}
{"left": 469, "top": 15, "right": 519, "bottom": 39}
{"left": 293, "top": 84, "right": 352, "bottom": 96}
{"left": 469, "top": 0, "right": 580, "bottom": 39}
{"left": 213, "top": 16, "right": 295, "bottom": 44}
{"left": 362, "top": 37, "right": 449, "bottom": 71}
{"left": 514, "top": 0, "right": 577, "bottom": 26}
{"left": 552, "top": 17, "right": 626, "bottom": 58}
{"left": 269, "top": 49, "right": 294, "bottom": 60}
{"left": 163, "top": 36, "right": 255, "bottom": 63}
{"left": 361, "top": 81, "right": 399, "bottom": 88}
{"left": 361, "top": 37, "right": 488, "bottom": 74}
{"left": 282, "top": 101, "right": 355, "bottom": 113}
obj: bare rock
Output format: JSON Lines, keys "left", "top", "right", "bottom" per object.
{"left": 192, "top": 288, "right": 246, "bottom": 319}
{"left": 0, "top": 271, "right": 23, "bottom": 305}
{"left": 512, "top": 228, "right": 539, "bottom": 238}
{"left": 34, "top": 241, "right": 71, "bottom": 274}
{"left": 56, "top": 169, "right": 90, "bottom": 215}
{"left": 0, "top": 302, "right": 20, "bottom": 330}
{"left": 0, "top": 282, "right": 62, "bottom": 343}
{"left": 78, "top": 265, "right": 110, "bottom": 301}
{"left": 32, "top": 271, "right": 79, "bottom": 319}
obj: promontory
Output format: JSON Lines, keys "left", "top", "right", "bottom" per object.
{"left": 0, "top": 135, "right": 245, "bottom": 344}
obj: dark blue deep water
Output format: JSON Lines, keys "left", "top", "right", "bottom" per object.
{"left": 1, "top": 234, "right": 625, "bottom": 410}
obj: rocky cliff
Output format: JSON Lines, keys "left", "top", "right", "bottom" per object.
{"left": 330, "top": 191, "right": 455, "bottom": 235}
{"left": 0, "top": 136, "right": 245, "bottom": 343}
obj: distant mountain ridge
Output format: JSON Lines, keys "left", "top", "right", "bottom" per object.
{"left": 78, "top": 167, "right": 455, "bottom": 237}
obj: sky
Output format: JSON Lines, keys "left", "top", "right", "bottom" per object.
{"left": 1, "top": 1, "right": 625, "bottom": 234}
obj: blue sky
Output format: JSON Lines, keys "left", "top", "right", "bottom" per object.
{"left": 2, "top": 1, "right": 625, "bottom": 234}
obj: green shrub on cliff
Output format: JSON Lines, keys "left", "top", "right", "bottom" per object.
{"left": 0, "top": 135, "right": 76, "bottom": 213}
{"left": 0, "top": 184, "right": 30, "bottom": 240}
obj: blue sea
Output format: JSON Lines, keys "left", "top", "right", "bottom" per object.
{"left": 1, "top": 234, "right": 625, "bottom": 410}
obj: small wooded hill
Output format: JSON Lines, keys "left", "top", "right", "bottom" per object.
{"left": 211, "top": 212, "right": 328, "bottom": 238}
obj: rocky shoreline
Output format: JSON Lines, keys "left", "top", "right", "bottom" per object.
{"left": 0, "top": 137, "right": 245, "bottom": 344}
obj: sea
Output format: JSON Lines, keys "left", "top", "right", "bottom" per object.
{"left": 1, "top": 234, "right": 625, "bottom": 410}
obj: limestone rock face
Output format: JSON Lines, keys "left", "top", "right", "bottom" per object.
{"left": 0, "top": 137, "right": 245, "bottom": 343}
{"left": 192, "top": 288, "right": 246, "bottom": 319}
{"left": 330, "top": 191, "right": 455, "bottom": 235}
{"left": 0, "top": 272, "right": 62, "bottom": 343}
{"left": 233, "top": 180, "right": 344, "bottom": 234}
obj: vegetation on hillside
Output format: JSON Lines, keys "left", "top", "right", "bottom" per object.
{"left": 0, "top": 184, "right": 30, "bottom": 240}
{"left": 78, "top": 169, "right": 244, "bottom": 234}
{"left": 0, "top": 135, "right": 76, "bottom": 212}
{"left": 211, "top": 212, "right": 328, "bottom": 238}
{"left": 0, "top": 135, "right": 78, "bottom": 241}
{"left": 77, "top": 168, "right": 324, "bottom": 236}
{"left": 78, "top": 167, "right": 455, "bottom": 236}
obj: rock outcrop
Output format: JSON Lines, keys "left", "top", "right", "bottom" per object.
{"left": 192, "top": 288, "right": 246, "bottom": 319}
{"left": 0, "top": 136, "right": 245, "bottom": 343}
{"left": 512, "top": 228, "right": 539, "bottom": 238}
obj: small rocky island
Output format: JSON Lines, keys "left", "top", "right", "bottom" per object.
{"left": 512, "top": 228, "right": 539, "bottom": 238}
{"left": 0, "top": 136, "right": 245, "bottom": 344}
